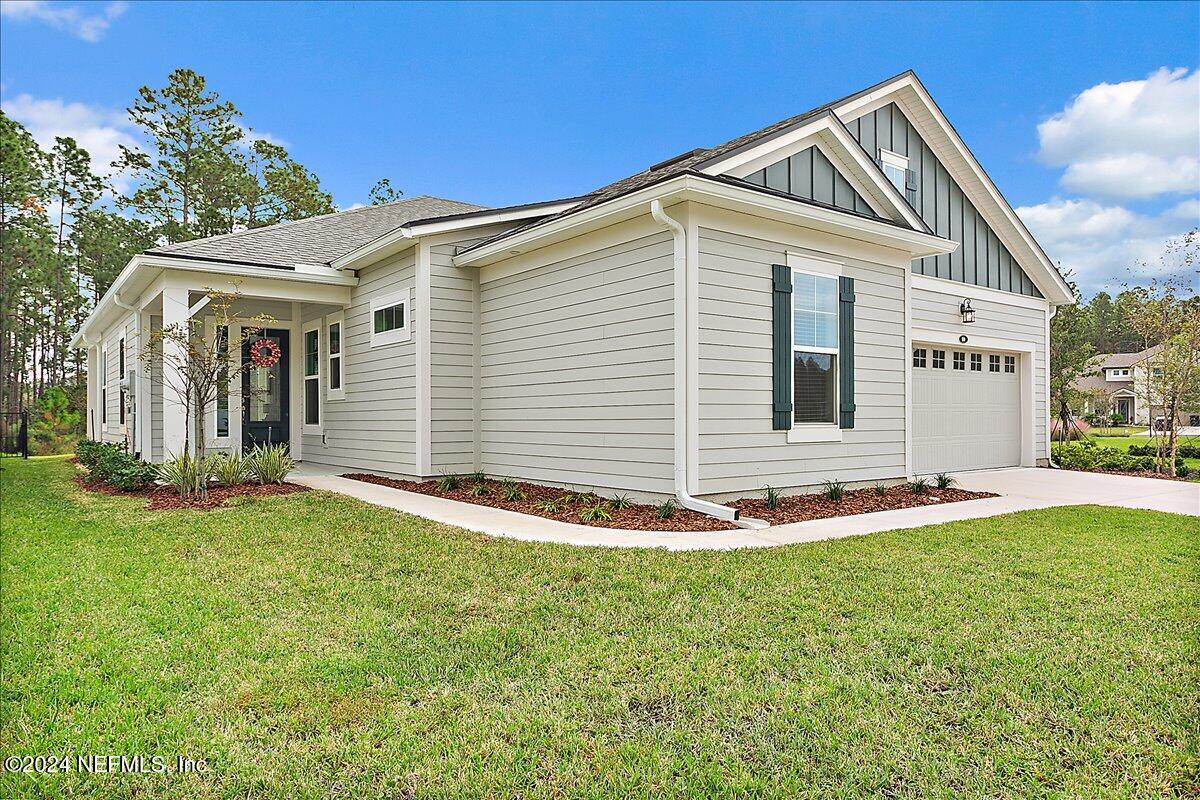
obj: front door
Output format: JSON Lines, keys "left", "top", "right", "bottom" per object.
{"left": 1116, "top": 398, "right": 1132, "bottom": 424}
{"left": 242, "top": 329, "right": 290, "bottom": 450}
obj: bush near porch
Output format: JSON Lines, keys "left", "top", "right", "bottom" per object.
{"left": 2, "top": 456, "right": 1197, "bottom": 799}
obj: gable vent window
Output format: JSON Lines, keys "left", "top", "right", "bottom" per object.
{"left": 912, "top": 348, "right": 927, "bottom": 368}
{"left": 989, "top": 354, "right": 1001, "bottom": 373}
{"left": 953, "top": 351, "right": 965, "bottom": 370}
{"left": 932, "top": 349, "right": 946, "bottom": 369}
{"left": 1004, "top": 355, "right": 1016, "bottom": 374}
{"left": 970, "top": 353, "right": 982, "bottom": 371}
{"left": 878, "top": 149, "right": 915, "bottom": 203}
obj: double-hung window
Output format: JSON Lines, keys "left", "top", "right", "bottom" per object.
{"left": 303, "top": 325, "right": 321, "bottom": 429}
{"left": 118, "top": 337, "right": 126, "bottom": 425}
{"left": 371, "top": 289, "right": 411, "bottom": 347}
{"left": 791, "top": 269, "right": 839, "bottom": 427}
{"left": 216, "top": 325, "right": 230, "bottom": 437}
{"left": 100, "top": 343, "right": 108, "bottom": 426}
{"left": 326, "top": 313, "right": 345, "bottom": 400}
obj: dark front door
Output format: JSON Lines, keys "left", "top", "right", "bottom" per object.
{"left": 242, "top": 329, "right": 290, "bottom": 450}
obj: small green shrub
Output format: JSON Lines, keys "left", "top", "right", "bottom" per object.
{"left": 1128, "top": 442, "right": 1200, "bottom": 459}
{"left": 934, "top": 472, "right": 957, "bottom": 489}
{"left": 820, "top": 479, "right": 846, "bottom": 502}
{"left": 157, "top": 452, "right": 210, "bottom": 497}
{"left": 469, "top": 482, "right": 491, "bottom": 497}
{"left": 468, "top": 470, "right": 487, "bottom": 484}
{"left": 562, "top": 491, "right": 592, "bottom": 504}
{"left": 909, "top": 478, "right": 931, "bottom": 495}
{"left": 579, "top": 503, "right": 612, "bottom": 522}
{"left": 499, "top": 479, "right": 526, "bottom": 501}
{"left": 762, "top": 485, "right": 781, "bottom": 510}
{"left": 535, "top": 498, "right": 565, "bottom": 513}
{"left": 79, "top": 440, "right": 155, "bottom": 491}
{"left": 437, "top": 473, "right": 461, "bottom": 491}
{"left": 607, "top": 493, "right": 633, "bottom": 510}
{"left": 655, "top": 500, "right": 676, "bottom": 520}
{"left": 246, "top": 443, "right": 294, "bottom": 485}
{"left": 108, "top": 458, "right": 157, "bottom": 492}
{"left": 873, "top": 482, "right": 889, "bottom": 496}
{"left": 208, "top": 452, "right": 251, "bottom": 486}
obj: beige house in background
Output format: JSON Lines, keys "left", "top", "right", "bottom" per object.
{"left": 1075, "top": 345, "right": 1200, "bottom": 428}
{"left": 71, "top": 71, "right": 1074, "bottom": 521}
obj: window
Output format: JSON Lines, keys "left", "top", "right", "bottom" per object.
{"left": 970, "top": 353, "right": 982, "bottom": 371}
{"left": 216, "top": 325, "right": 230, "bottom": 437}
{"left": 303, "top": 326, "right": 320, "bottom": 428}
{"left": 326, "top": 313, "right": 345, "bottom": 400}
{"left": 932, "top": 349, "right": 946, "bottom": 369}
{"left": 1004, "top": 355, "right": 1016, "bottom": 374}
{"left": 100, "top": 344, "right": 107, "bottom": 425}
{"left": 118, "top": 338, "right": 126, "bottom": 425}
{"left": 879, "top": 149, "right": 909, "bottom": 195}
{"left": 792, "top": 271, "right": 838, "bottom": 426}
{"left": 989, "top": 354, "right": 1001, "bottom": 373}
{"left": 953, "top": 351, "right": 965, "bottom": 370}
{"left": 371, "top": 289, "right": 410, "bottom": 347}
{"left": 912, "top": 348, "right": 927, "bottom": 368}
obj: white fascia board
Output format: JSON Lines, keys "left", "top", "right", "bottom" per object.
{"left": 71, "top": 253, "right": 358, "bottom": 349}
{"left": 330, "top": 200, "right": 581, "bottom": 271}
{"left": 700, "top": 113, "right": 927, "bottom": 234}
{"left": 454, "top": 175, "right": 956, "bottom": 268}
{"left": 834, "top": 74, "right": 1074, "bottom": 305}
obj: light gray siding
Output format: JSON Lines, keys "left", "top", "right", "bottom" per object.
{"left": 478, "top": 228, "right": 676, "bottom": 494}
{"left": 300, "top": 250, "right": 419, "bottom": 476}
{"left": 742, "top": 145, "right": 880, "bottom": 218}
{"left": 697, "top": 226, "right": 908, "bottom": 495}
{"left": 99, "top": 315, "right": 134, "bottom": 446}
{"left": 846, "top": 102, "right": 1042, "bottom": 298}
{"left": 150, "top": 316, "right": 163, "bottom": 461}
{"left": 910, "top": 286, "right": 1048, "bottom": 459}
{"left": 430, "top": 241, "right": 481, "bottom": 474}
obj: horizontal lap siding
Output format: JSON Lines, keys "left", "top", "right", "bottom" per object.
{"left": 910, "top": 287, "right": 1049, "bottom": 458}
{"left": 301, "top": 251, "right": 419, "bottom": 476}
{"left": 150, "top": 316, "right": 163, "bottom": 460}
{"left": 697, "top": 227, "right": 907, "bottom": 495}
{"left": 430, "top": 241, "right": 481, "bottom": 474}
{"left": 100, "top": 315, "right": 134, "bottom": 445}
{"left": 479, "top": 230, "right": 676, "bottom": 493}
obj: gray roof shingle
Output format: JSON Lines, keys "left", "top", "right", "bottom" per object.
{"left": 148, "top": 195, "right": 487, "bottom": 268}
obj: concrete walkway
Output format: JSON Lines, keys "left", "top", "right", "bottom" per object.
{"left": 291, "top": 467, "right": 1197, "bottom": 552}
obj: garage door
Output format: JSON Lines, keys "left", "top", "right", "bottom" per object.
{"left": 913, "top": 346, "right": 1021, "bottom": 474}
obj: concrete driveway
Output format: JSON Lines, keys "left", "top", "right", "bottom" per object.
{"left": 953, "top": 467, "right": 1199, "bottom": 516}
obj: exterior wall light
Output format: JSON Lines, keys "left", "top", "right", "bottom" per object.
{"left": 960, "top": 299, "right": 976, "bottom": 324}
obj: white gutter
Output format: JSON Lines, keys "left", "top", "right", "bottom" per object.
{"left": 650, "top": 199, "right": 764, "bottom": 528}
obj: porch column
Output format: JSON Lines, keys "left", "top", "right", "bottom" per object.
{"left": 289, "top": 302, "right": 302, "bottom": 460}
{"left": 161, "top": 284, "right": 190, "bottom": 458}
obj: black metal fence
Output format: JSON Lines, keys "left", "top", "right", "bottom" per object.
{"left": 0, "top": 411, "right": 29, "bottom": 459}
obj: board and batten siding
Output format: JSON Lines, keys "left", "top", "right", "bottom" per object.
{"left": 910, "top": 285, "right": 1049, "bottom": 459}
{"left": 696, "top": 225, "right": 908, "bottom": 496}
{"left": 477, "top": 227, "right": 677, "bottom": 494}
{"left": 741, "top": 145, "right": 881, "bottom": 219}
{"left": 845, "top": 102, "right": 1042, "bottom": 298}
{"left": 300, "top": 250, "right": 419, "bottom": 476}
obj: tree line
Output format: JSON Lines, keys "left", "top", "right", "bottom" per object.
{"left": 1, "top": 68, "right": 396, "bottom": 443}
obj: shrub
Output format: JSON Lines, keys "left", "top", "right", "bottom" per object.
{"left": 535, "top": 498, "right": 565, "bottom": 513}
{"left": 579, "top": 503, "right": 612, "bottom": 522}
{"left": 468, "top": 470, "right": 487, "bottom": 484}
{"left": 934, "top": 472, "right": 957, "bottom": 489}
{"left": 909, "top": 478, "right": 931, "bottom": 495}
{"left": 499, "top": 479, "right": 526, "bottom": 501}
{"left": 762, "top": 485, "right": 781, "bottom": 510}
{"left": 437, "top": 473, "right": 461, "bottom": 492}
{"left": 246, "top": 443, "right": 294, "bottom": 485}
{"left": 208, "top": 452, "right": 251, "bottom": 486}
{"left": 562, "top": 491, "right": 592, "bottom": 504}
{"left": 107, "top": 456, "right": 157, "bottom": 491}
{"left": 1128, "top": 442, "right": 1200, "bottom": 459}
{"left": 76, "top": 439, "right": 120, "bottom": 470}
{"left": 1052, "top": 443, "right": 1188, "bottom": 475}
{"left": 468, "top": 482, "right": 490, "bottom": 497}
{"left": 607, "top": 493, "right": 633, "bottom": 510}
{"left": 656, "top": 499, "right": 676, "bottom": 519}
{"left": 820, "top": 479, "right": 846, "bottom": 502}
{"left": 157, "top": 452, "right": 210, "bottom": 497}
{"left": 873, "top": 482, "right": 889, "bottom": 496}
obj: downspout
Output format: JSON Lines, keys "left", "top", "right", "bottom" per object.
{"left": 650, "top": 199, "right": 760, "bottom": 527}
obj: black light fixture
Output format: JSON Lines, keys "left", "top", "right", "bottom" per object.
{"left": 960, "top": 299, "right": 976, "bottom": 324}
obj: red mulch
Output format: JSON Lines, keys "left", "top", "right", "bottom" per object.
{"left": 730, "top": 485, "right": 997, "bottom": 525}
{"left": 74, "top": 474, "right": 307, "bottom": 510}
{"left": 340, "top": 473, "right": 738, "bottom": 531}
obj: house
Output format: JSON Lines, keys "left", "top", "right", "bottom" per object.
{"left": 70, "top": 70, "right": 1074, "bottom": 521}
{"left": 1074, "top": 346, "right": 1200, "bottom": 427}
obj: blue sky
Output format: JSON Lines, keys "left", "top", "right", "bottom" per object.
{"left": 2, "top": 1, "right": 1197, "bottom": 295}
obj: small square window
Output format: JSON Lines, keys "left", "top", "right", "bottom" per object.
{"left": 1004, "top": 355, "right": 1016, "bottom": 374}
{"left": 953, "top": 351, "right": 965, "bottom": 371}
{"left": 912, "top": 348, "right": 927, "bottom": 368}
{"left": 371, "top": 289, "right": 411, "bottom": 347}
{"left": 970, "top": 353, "right": 982, "bottom": 371}
{"left": 989, "top": 354, "right": 1001, "bottom": 373}
{"left": 932, "top": 349, "right": 945, "bottom": 369}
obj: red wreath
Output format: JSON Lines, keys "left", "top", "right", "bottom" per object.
{"left": 249, "top": 338, "right": 281, "bottom": 368}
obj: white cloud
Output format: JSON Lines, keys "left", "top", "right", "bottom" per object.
{"left": 1, "top": 92, "right": 139, "bottom": 191}
{"left": 1036, "top": 68, "right": 1200, "bottom": 200}
{"left": 1017, "top": 197, "right": 1199, "bottom": 293}
{"left": 0, "top": 0, "right": 128, "bottom": 42}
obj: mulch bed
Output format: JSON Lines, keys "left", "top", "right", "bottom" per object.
{"left": 74, "top": 474, "right": 307, "bottom": 510}
{"left": 341, "top": 473, "right": 738, "bottom": 531}
{"left": 730, "top": 485, "right": 997, "bottom": 526}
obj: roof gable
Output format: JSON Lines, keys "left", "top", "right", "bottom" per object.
{"left": 740, "top": 144, "right": 881, "bottom": 220}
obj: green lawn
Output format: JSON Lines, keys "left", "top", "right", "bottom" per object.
{"left": 1088, "top": 425, "right": 1148, "bottom": 437}
{"left": 2, "top": 457, "right": 1198, "bottom": 799}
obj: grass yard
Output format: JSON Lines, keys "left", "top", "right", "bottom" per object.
{"left": 2, "top": 457, "right": 1198, "bottom": 799}
{"left": 1087, "top": 426, "right": 1148, "bottom": 437}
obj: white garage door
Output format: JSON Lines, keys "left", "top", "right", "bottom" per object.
{"left": 913, "top": 346, "right": 1021, "bottom": 474}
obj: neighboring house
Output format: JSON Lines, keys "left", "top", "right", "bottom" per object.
{"left": 1074, "top": 345, "right": 1200, "bottom": 427}
{"left": 71, "top": 70, "right": 1074, "bottom": 519}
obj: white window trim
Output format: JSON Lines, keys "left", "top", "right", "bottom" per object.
{"left": 118, "top": 336, "right": 127, "bottom": 429}
{"left": 100, "top": 341, "right": 109, "bottom": 429}
{"left": 786, "top": 252, "right": 843, "bottom": 444}
{"left": 370, "top": 288, "right": 411, "bottom": 348}
{"left": 325, "top": 312, "right": 345, "bottom": 400}
{"left": 205, "top": 319, "right": 234, "bottom": 445}
{"left": 302, "top": 322, "right": 322, "bottom": 433}
{"left": 878, "top": 148, "right": 909, "bottom": 194}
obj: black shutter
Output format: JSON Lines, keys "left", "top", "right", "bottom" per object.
{"left": 771, "top": 264, "right": 792, "bottom": 430}
{"left": 904, "top": 168, "right": 918, "bottom": 206}
{"left": 838, "top": 275, "right": 856, "bottom": 429}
